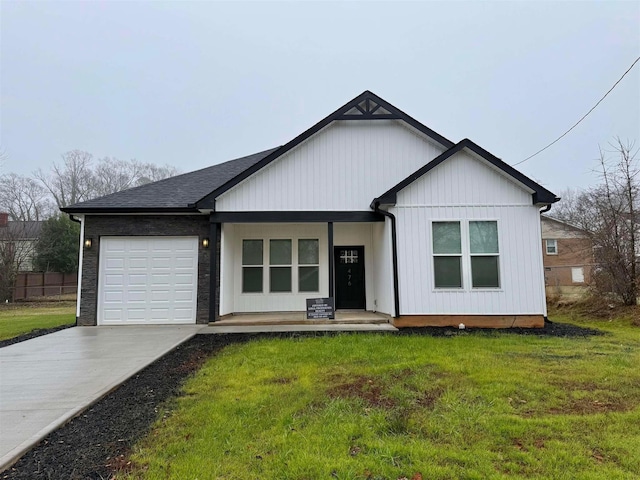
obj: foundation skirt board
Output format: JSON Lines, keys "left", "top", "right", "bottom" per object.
{"left": 393, "top": 315, "right": 545, "bottom": 329}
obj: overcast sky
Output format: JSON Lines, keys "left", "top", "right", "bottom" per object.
{"left": 1, "top": 1, "right": 639, "bottom": 196}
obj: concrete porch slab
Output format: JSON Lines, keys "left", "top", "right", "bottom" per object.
{"left": 213, "top": 311, "right": 392, "bottom": 326}
{"left": 200, "top": 323, "right": 398, "bottom": 334}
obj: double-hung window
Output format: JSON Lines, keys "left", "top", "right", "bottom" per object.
{"left": 545, "top": 239, "right": 557, "bottom": 255}
{"left": 469, "top": 221, "right": 500, "bottom": 288}
{"left": 298, "top": 239, "right": 319, "bottom": 292}
{"left": 270, "top": 239, "right": 292, "bottom": 292}
{"left": 432, "top": 220, "right": 500, "bottom": 289}
{"left": 242, "top": 240, "right": 263, "bottom": 293}
{"left": 432, "top": 222, "right": 463, "bottom": 288}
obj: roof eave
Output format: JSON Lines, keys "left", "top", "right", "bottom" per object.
{"left": 60, "top": 206, "right": 202, "bottom": 215}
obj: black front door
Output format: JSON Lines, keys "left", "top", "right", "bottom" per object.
{"left": 334, "top": 246, "right": 366, "bottom": 309}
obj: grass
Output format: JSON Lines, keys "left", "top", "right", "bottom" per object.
{"left": 122, "top": 313, "right": 640, "bottom": 480}
{"left": 0, "top": 302, "right": 75, "bottom": 341}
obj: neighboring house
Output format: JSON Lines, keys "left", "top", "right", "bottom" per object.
{"left": 0, "top": 212, "right": 43, "bottom": 272}
{"left": 62, "top": 91, "right": 559, "bottom": 328}
{"left": 541, "top": 215, "right": 593, "bottom": 297}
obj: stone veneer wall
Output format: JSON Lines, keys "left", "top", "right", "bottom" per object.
{"left": 79, "top": 215, "right": 217, "bottom": 326}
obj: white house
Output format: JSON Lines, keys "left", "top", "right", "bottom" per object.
{"left": 62, "top": 91, "right": 558, "bottom": 328}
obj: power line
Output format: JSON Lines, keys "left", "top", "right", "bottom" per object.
{"left": 512, "top": 55, "right": 640, "bottom": 167}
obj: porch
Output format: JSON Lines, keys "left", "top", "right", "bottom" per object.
{"left": 212, "top": 310, "right": 392, "bottom": 326}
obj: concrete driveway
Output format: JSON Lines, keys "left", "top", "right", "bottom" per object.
{"left": 0, "top": 325, "right": 202, "bottom": 470}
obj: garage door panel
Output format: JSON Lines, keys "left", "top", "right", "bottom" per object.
{"left": 174, "top": 289, "right": 194, "bottom": 301}
{"left": 129, "top": 257, "right": 148, "bottom": 269}
{"left": 173, "top": 308, "right": 194, "bottom": 321}
{"left": 128, "top": 274, "right": 147, "bottom": 286}
{"left": 98, "top": 236, "right": 198, "bottom": 325}
{"left": 103, "top": 309, "right": 124, "bottom": 321}
{"left": 105, "top": 257, "right": 125, "bottom": 269}
{"left": 104, "top": 291, "right": 123, "bottom": 302}
{"left": 105, "top": 274, "right": 124, "bottom": 286}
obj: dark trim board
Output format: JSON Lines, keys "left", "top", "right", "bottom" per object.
{"left": 375, "top": 138, "right": 559, "bottom": 206}
{"left": 62, "top": 207, "right": 202, "bottom": 214}
{"left": 209, "top": 211, "right": 385, "bottom": 223}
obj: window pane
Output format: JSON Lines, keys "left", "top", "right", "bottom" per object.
{"left": 433, "top": 222, "right": 461, "bottom": 254}
{"left": 270, "top": 239, "right": 291, "bottom": 265}
{"left": 471, "top": 256, "right": 500, "bottom": 288}
{"left": 299, "top": 266, "right": 319, "bottom": 292}
{"left": 546, "top": 239, "right": 557, "bottom": 254}
{"left": 299, "top": 239, "right": 319, "bottom": 264}
{"left": 242, "top": 267, "right": 263, "bottom": 292}
{"left": 434, "top": 256, "right": 462, "bottom": 288}
{"left": 242, "top": 240, "right": 263, "bottom": 265}
{"left": 469, "top": 221, "right": 498, "bottom": 254}
{"left": 270, "top": 267, "right": 292, "bottom": 292}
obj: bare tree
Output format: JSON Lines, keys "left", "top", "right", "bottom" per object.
{"left": 36, "top": 151, "right": 179, "bottom": 207}
{"left": 35, "top": 150, "right": 95, "bottom": 209}
{"left": 0, "top": 173, "right": 53, "bottom": 221}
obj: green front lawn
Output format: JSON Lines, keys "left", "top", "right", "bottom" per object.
{"left": 122, "top": 315, "right": 640, "bottom": 479}
{"left": 0, "top": 303, "right": 75, "bottom": 341}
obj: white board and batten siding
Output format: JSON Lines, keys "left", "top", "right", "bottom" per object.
{"left": 394, "top": 150, "right": 547, "bottom": 316}
{"left": 215, "top": 120, "right": 446, "bottom": 212}
{"left": 98, "top": 237, "right": 198, "bottom": 325}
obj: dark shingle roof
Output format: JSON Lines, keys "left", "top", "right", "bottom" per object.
{"left": 61, "top": 148, "right": 278, "bottom": 213}
{"left": 0, "top": 221, "right": 43, "bottom": 240}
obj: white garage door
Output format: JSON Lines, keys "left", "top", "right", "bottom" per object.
{"left": 98, "top": 236, "right": 199, "bottom": 325}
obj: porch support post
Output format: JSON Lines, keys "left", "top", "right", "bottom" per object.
{"left": 209, "top": 221, "right": 219, "bottom": 323}
{"left": 328, "top": 222, "right": 334, "bottom": 299}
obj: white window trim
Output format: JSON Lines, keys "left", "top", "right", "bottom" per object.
{"left": 545, "top": 239, "right": 558, "bottom": 255}
{"left": 431, "top": 220, "right": 502, "bottom": 291}
{"left": 241, "top": 236, "right": 321, "bottom": 296}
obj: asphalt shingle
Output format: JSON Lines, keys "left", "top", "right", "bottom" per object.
{"left": 62, "top": 148, "right": 278, "bottom": 213}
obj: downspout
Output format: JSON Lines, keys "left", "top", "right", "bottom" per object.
{"left": 371, "top": 200, "right": 400, "bottom": 318}
{"left": 68, "top": 214, "right": 83, "bottom": 326}
{"left": 538, "top": 204, "right": 552, "bottom": 323}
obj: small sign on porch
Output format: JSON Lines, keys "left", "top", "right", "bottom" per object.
{"left": 306, "top": 297, "right": 335, "bottom": 320}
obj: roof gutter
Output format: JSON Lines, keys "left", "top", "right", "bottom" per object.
{"left": 370, "top": 199, "right": 400, "bottom": 318}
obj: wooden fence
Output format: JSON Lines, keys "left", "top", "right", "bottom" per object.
{"left": 12, "top": 272, "right": 78, "bottom": 300}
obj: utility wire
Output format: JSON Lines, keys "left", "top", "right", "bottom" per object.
{"left": 512, "top": 55, "right": 640, "bottom": 167}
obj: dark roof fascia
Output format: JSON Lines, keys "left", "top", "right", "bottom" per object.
{"left": 374, "top": 138, "right": 560, "bottom": 206}
{"left": 195, "top": 91, "right": 455, "bottom": 209}
{"left": 60, "top": 207, "right": 202, "bottom": 215}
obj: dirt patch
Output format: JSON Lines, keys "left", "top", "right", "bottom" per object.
{"left": 269, "top": 376, "right": 297, "bottom": 385}
{"left": 549, "top": 398, "right": 632, "bottom": 415}
{"left": 0, "top": 324, "right": 75, "bottom": 348}
{"left": 328, "top": 375, "right": 396, "bottom": 409}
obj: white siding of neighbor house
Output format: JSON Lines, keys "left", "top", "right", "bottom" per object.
{"left": 216, "top": 120, "right": 446, "bottom": 212}
{"left": 394, "top": 150, "right": 547, "bottom": 316}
